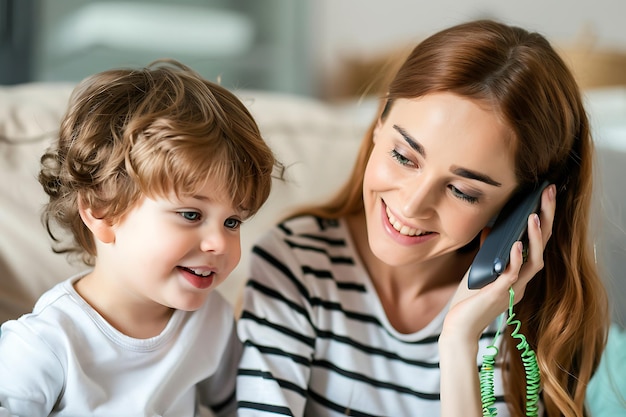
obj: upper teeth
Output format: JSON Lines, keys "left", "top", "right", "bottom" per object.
{"left": 386, "top": 207, "right": 425, "bottom": 237}
{"left": 188, "top": 268, "right": 213, "bottom": 277}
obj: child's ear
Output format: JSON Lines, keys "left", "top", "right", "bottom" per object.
{"left": 78, "top": 202, "right": 115, "bottom": 244}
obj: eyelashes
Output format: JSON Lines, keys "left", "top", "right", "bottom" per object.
{"left": 224, "top": 218, "right": 242, "bottom": 230}
{"left": 449, "top": 185, "right": 479, "bottom": 204}
{"left": 389, "top": 149, "right": 414, "bottom": 167}
{"left": 178, "top": 211, "right": 201, "bottom": 221}
{"left": 177, "top": 211, "right": 243, "bottom": 229}
{"left": 389, "top": 148, "right": 480, "bottom": 204}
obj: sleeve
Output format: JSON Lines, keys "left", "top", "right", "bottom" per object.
{"left": 236, "top": 227, "right": 318, "bottom": 417}
{"left": 586, "top": 323, "right": 626, "bottom": 416}
{"left": 0, "top": 320, "right": 64, "bottom": 417}
{"left": 197, "top": 317, "right": 243, "bottom": 417}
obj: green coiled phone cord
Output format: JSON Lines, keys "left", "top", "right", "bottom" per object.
{"left": 479, "top": 287, "right": 541, "bottom": 417}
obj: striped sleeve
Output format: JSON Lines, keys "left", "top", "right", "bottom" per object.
{"left": 237, "top": 223, "right": 317, "bottom": 416}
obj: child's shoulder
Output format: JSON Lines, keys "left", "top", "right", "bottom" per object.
{"left": 0, "top": 275, "right": 87, "bottom": 367}
{"left": 31, "top": 275, "right": 83, "bottom": 314}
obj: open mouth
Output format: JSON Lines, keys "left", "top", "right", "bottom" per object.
{"left": 180, "top": 266, "right": 214, "bottom": 278}
{"left": 385, "top": 206, "right": 432, "bottom": 237}
{"left": 178, "top": 266, "right": 216, "bottom": 290}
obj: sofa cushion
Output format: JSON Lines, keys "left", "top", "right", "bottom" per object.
{"left": 0, "top": 83, "right": 84, "bottom": 322}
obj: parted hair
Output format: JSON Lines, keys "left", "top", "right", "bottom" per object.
{"left": 39, "top": 59, "right": 279, "bottom": 265}
{"left": 294, "top": 20, "right": 609, "bottom": 417}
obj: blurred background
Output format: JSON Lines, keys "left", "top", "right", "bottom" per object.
{"left": 1, "top": 0, "right": 626, "bottom": 99}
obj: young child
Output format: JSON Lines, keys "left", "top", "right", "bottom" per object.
{"left": 0, "top": 60, "right": 279, "bottom": 417}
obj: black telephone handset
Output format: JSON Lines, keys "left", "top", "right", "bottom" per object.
{"left": 468, "top": 180, "right": 550, "bottom": 290}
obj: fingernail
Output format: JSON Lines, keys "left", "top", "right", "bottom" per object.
{"left": 549, "top": 184, "right": 556, "bottom": 201}
{"left": 533, "top": 213, "right": 540, "bottom": 227}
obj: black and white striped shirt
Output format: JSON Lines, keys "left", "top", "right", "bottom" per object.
{"left": 237, "top": 215, "right": 508, "bottom": 416}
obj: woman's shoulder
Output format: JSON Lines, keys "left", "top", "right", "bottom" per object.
{"left": 254, "top": 215, "right": 355, "bottom": 268}
{"left": 260, "top": 214, "right": 349, "bottom": 246}
{"left": 249, "top": 214, "right": 364, "bottom": 295}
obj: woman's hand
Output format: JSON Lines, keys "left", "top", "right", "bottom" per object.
{"left": 438, "top": 184, "right": 556, "bottom": 417}
{"left": 443, "top": 183, "right": 557, "bottom": 344}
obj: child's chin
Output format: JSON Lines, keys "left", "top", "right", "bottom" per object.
{"left": 171, "top": 293, "right": 211, "bottom": 312}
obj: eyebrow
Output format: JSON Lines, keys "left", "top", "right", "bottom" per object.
{"left": 451, "top": 167, "right": 502, "bottom": 187}
{"left": 392, "top": 124, "right": 502, "bottom": 187}
{"left": 394, "top": 124, "right": 425, "bottom": 157}
{"left": 190, "top": 194, "right": 211, "bottom": 202}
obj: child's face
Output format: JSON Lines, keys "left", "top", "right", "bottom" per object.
{"left": 363, "top": 93, "right": 519, "bottom": 268}
{"left": 99, "top": 180, "right": 243, "bottom": 312}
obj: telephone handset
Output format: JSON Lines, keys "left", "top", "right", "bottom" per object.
{"left": 468, "top": 180, "right": 550, "bottom": 290}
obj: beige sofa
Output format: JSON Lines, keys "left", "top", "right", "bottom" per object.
{"left": 1, "top": 82, "right": 625, "bottom": 328}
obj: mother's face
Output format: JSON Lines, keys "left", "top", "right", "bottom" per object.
{"left": 362, "top": 93, "right": 519, "bottom": 268}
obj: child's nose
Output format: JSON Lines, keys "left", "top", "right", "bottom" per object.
{"left": 200, "top": 227, "right": 228, "bottom": 254}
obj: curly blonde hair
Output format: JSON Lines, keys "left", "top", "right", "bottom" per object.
{"left": 39, "top": 59, "right": 280, "bottom": 265}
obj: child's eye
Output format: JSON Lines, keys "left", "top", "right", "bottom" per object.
{"left": 449, "top": 185, "right": 479, "bottom": 204}
{"left": 224, "top": 218, "right": 242, "bottom": 230}
{"left": 178, "top": 211, "right": 202, "bottom": 222}
{"left": 390, "top": 149, "right": 416, "bottom": 167}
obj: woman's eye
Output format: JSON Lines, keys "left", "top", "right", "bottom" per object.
{"left": 178, "top": 211, "right": 202, "bottom": 222}
{"left": 390, "top": 149, "right": 416, "bottom": 167}
{"left": 449, "top": 185, "right": 479, "bottom": 204}
{"left": 224, "top": 218, "right": 242, "bottom": 230}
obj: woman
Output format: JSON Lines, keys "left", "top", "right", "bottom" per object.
{"left": 236, "top": 20, "right": 609, "bottom": 416}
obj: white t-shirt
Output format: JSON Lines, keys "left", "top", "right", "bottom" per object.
{"left": 0, "top": 274, "right": 241, "bottom": 417}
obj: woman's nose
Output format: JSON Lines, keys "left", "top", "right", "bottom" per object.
{"left": 400, "top": 179, "right": 438, "bottom": 219}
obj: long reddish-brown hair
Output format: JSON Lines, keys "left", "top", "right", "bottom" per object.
{"left": 293, "top": 20, "right": 609, "bottom": 417}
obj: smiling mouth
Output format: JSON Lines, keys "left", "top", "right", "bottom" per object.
{"left": 180, "top": 267, "right": 215, "bottom": 278}
{"left": 385, "top": 207, "right": 432, "bottom": 237}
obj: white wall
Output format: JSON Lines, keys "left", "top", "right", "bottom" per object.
{"left": 310, "top": 0, "right": 626, "bottom": 93}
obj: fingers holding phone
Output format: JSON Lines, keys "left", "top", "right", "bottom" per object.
{"left": 467, "top": 181, "right": 553, "bottom": 290}
{"left": 444, "top": 183, "right": 557, "bottom": 338}
{"left": 510, "top": 183, "right": 557, "bottom": 301}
